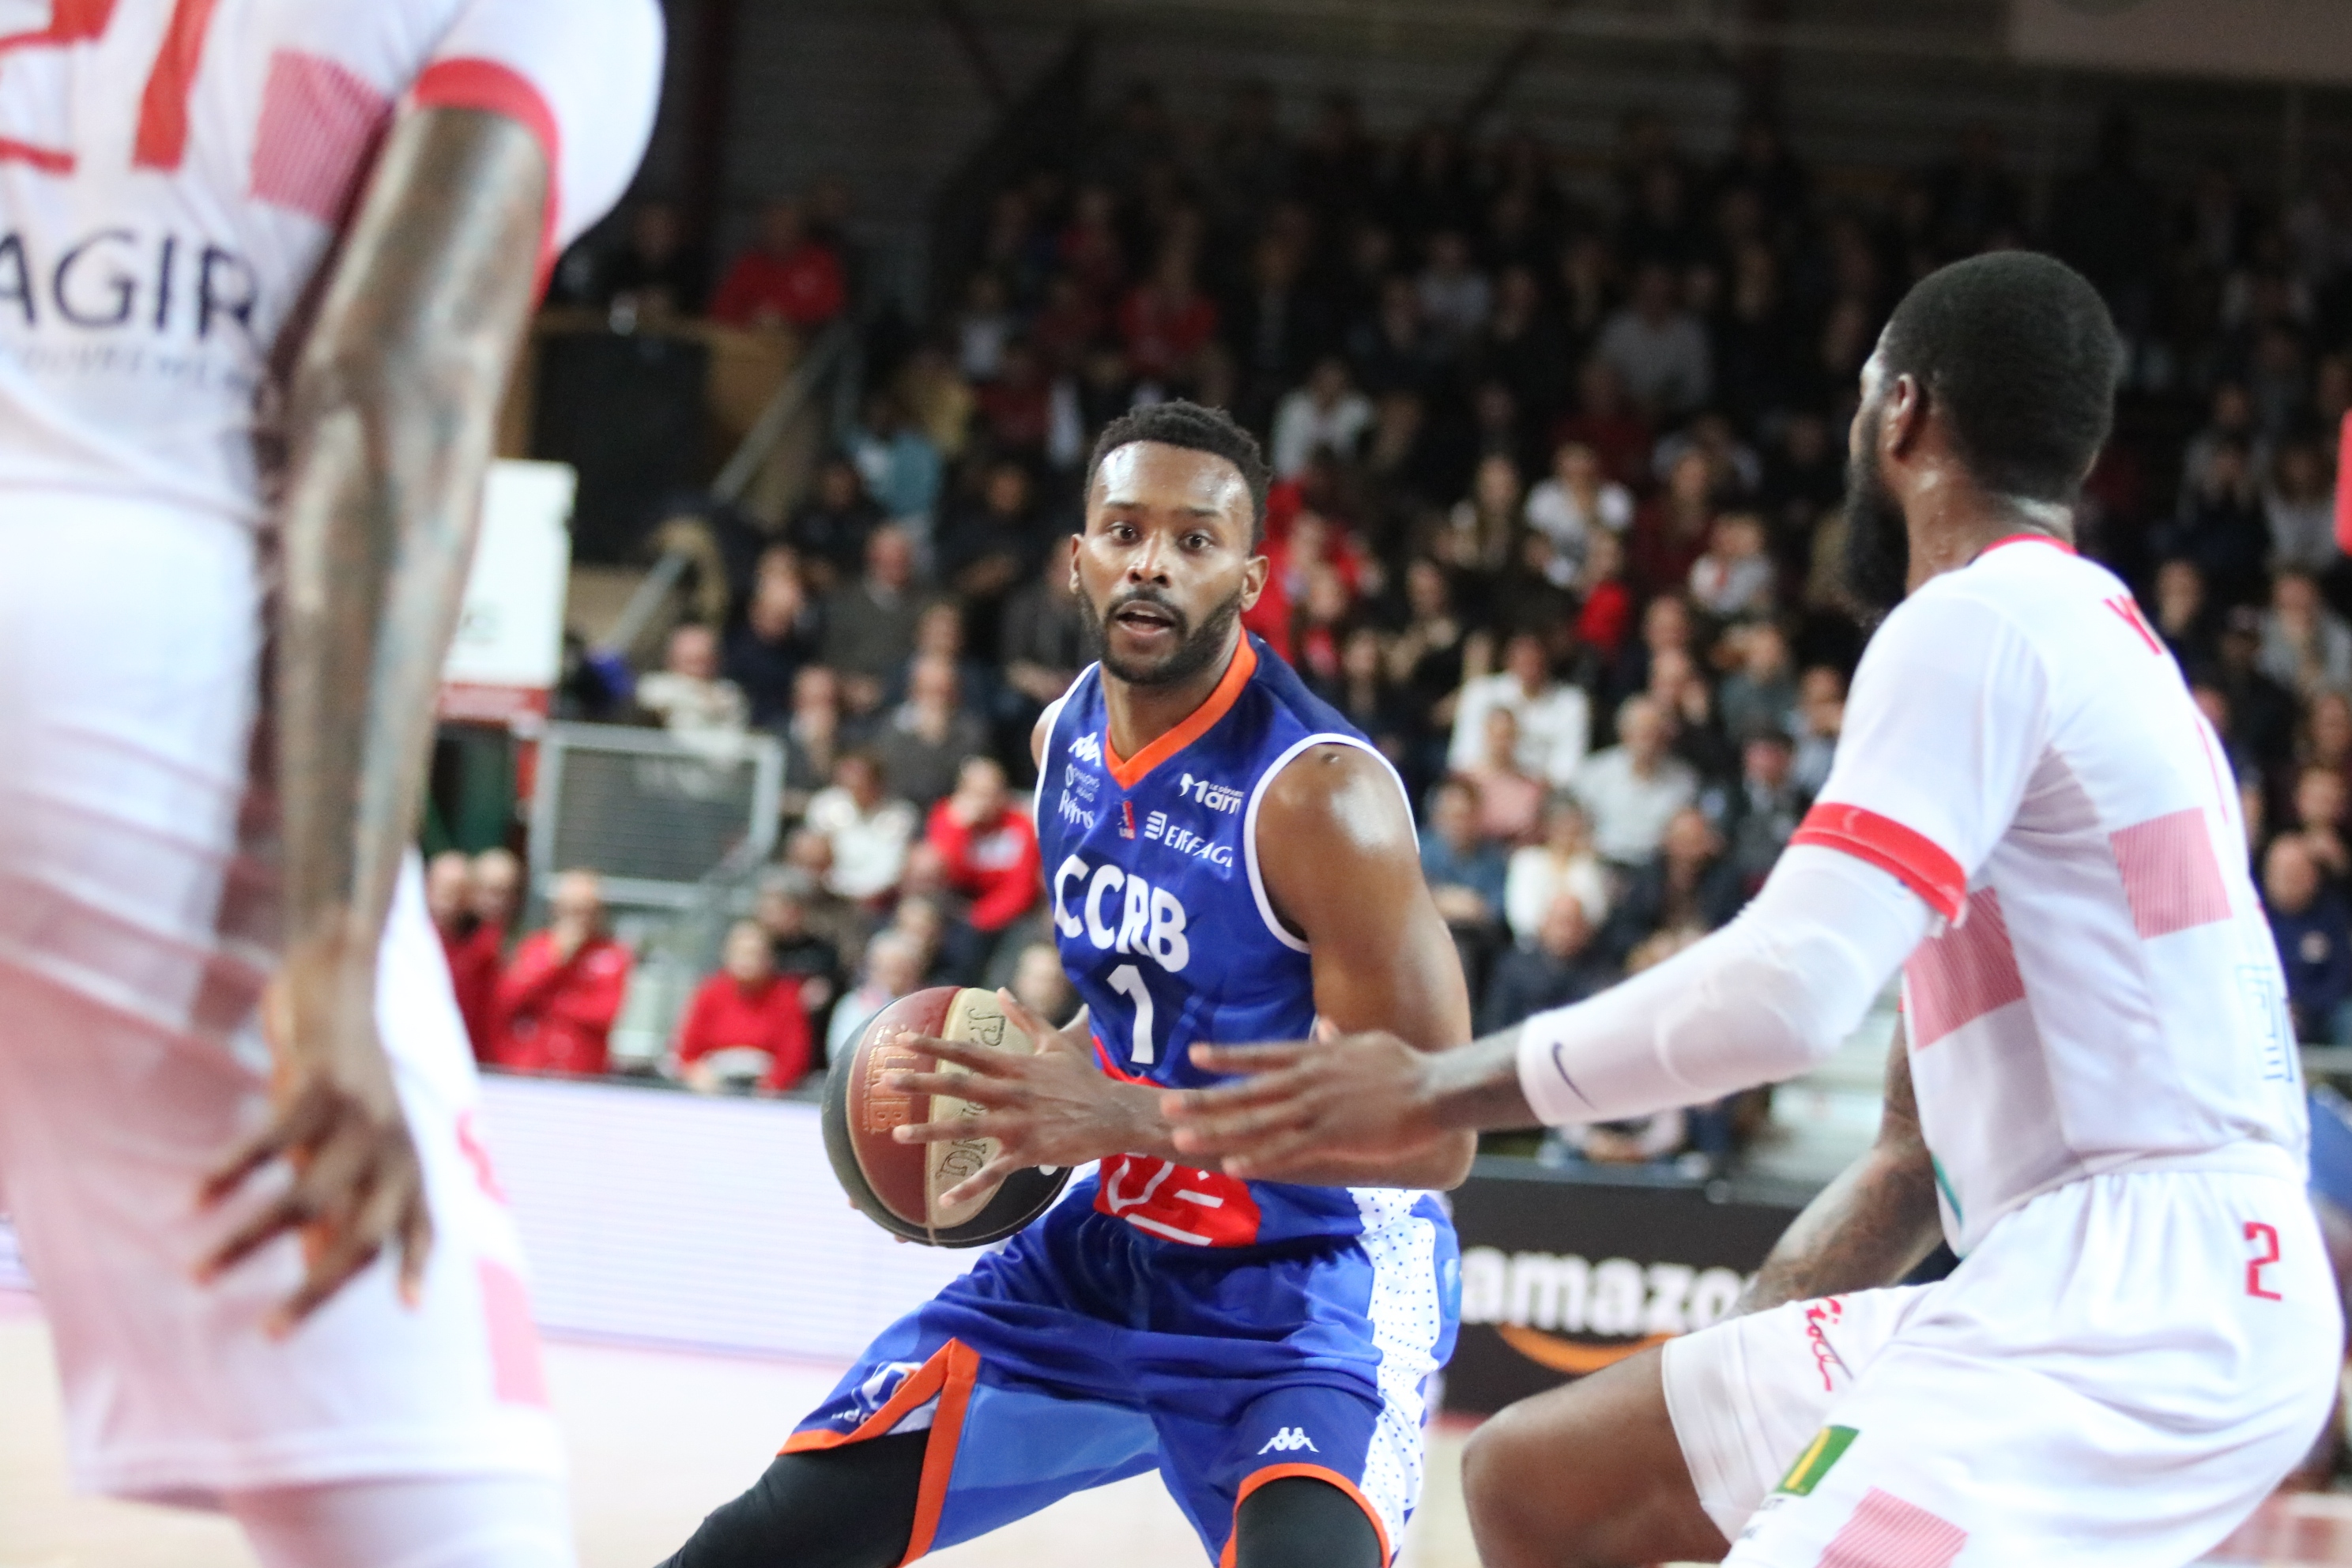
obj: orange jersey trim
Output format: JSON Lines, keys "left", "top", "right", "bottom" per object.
{"left": 1102, "top": 638, "right": 1258, "bottom": 791}
{"left": 1218, "top": 1463, "right": 1393, "bottom": 1568}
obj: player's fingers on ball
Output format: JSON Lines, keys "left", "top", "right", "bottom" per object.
{"left": 940, "top": 1154, "right": 1023, "bottom": 1209}
{"left": 884, "top": 1069, "right": 1019, "bottom": 1102}
{"left": 905, "top": 1038, "right": 1014, "bottom": 1076}
{"left": 993, "top": 988, "right": 1052, "bottom": 1039}
{"left": 891, "top": 1115, "right": 1004, "bottom": 1145}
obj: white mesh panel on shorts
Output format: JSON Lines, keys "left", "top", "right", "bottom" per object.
{"left": 1348, "top": 1189, "right": 1446, "bottom": 1555}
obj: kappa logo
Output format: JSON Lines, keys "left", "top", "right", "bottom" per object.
{"left": 1178, "top": 772, "right": 1245, "bottom": 813}
{"left": 1257, "top": 1427, "right": 1318, "bottom": 1455}
{"left": 1070, "top": 732, "right": 1102, "bottom": 766}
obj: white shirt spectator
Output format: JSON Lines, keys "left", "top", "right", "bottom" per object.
{"left": 1596, "top": 272, "right": 1712, "bottom": 416}
{"left": 1270, "top": 375, "right": 1376, "bottom": 479}
{"left": 2258, "top": 574, "right": 2352, "bottom": 695}
{"left": 1505, "top": 845, "right": 1611, "bottom": 947}
{"left": 1525, "top": 475, "right": 1633, "bottom": 566}
{"left": 1449, "top": 667, "right": 1592, "bottom": 787}
{"left": 635, "top": 670, "right": 749, "bottom": 741}
{"left": 1574, "top": 697, "right": 1701, "bottom": 864}
{"left": 804, "top": 785, "right": 918, "bottom": 901}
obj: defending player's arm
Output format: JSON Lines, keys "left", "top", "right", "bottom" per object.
{"left": 1165, "top": 590, "right": 2042, "bottom": 1181}
{"left": 1740, "top": 1020, "right": 1943, "bottom": 1312}
{"left": 198, "top": 109, "right": 551, "bottom": 1329}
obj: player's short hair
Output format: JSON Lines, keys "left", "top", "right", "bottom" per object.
{"left": 1085, "top": 400, "right": 1272, "bottom": 546}
{"left": 1877, "top": 251, "right": 2124, "bottom": 504}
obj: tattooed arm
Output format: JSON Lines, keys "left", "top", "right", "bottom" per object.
{"left": 1740, "top": 1020, "right": 1943, "bottom": 1313}
{"left": 198, "top": 110, "right": 550, "bottom": 1332}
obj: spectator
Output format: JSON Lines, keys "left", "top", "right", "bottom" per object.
{"left": 1602, "top": 806, "right": 1745, "bottom": 961}
{"left": 1716, "top": 729, "right": 1808, "bottom": 891}
{"left": 2159, "top": 435, "right": 2268, "bottom": 607}
{"left": 824, "top": 930, "right": 928, "bottom": 1067}
{"left": 786, "top": 455, "right": 882, "bottom": 592}
{"left": 1008, "top": 940, "right": 1076, "bottom": 1024}
{"left": 1505, "top": 794, "right": 1611, "bottom": 945}
{"left": 574, "top": 199, "right": 709, "bottom": 319}
{"left": 1118, "top": 248, "right": 1220, "bottom": 386}
{"left": 2291, "top": 765, "right": 2352, "bottom": 888}
{"left": 821, "top": 525, "right": 927, "bottom": 716}
{"left": 1417, "top": 229, "right": 1493, "bottom": 349}
{"left": 954, "top": 270, "right": 1016, "bottom": 383}
{"left": 1687, "top": 512, "right": 1777, "bottom": 620}
{"left": 724, "top": 548, "right": 823, "bottom": 729}
{"left": 874, "top": 654, "right": 990, "bottom": 811}
{"left": 925, "top": 757, "right": 1042, "bottom": 946}
{"left": 1431, "top": 453, "right": 1521, "bottom": 585}
{"left": 635, "top": 624, "right": 749, "bottom": 743}
{"left": 712, "top": 198, "right": 847, "bottom": 330}
{"left": 427, "top": 849, "right": 498, "bottom": 1057}
{"left": 779, "top": 828, "right": 875, "bottom": 966}
{"left": 1574, "top": 529, "right": 1635, "bottom": 658}
{"left": 1555, "top": 356, "right": 1653, "bottom": 491}
{"left": 2259, "top": 569, "right": 2352, "bottom": 695}
{"left": 754, "top": 869, "right": 845, "bottom": 1031}
{"left": 846, "top": 392, "right": 944, "bottom": 528}
{"left": 937, "top": 460, "right": 1050, "bottom": 652}
{"left": 2265, "top": 437, "right": 2339, "bottom": 577}
{"left": 1479, "top": 892, "right": 1615, "bottom": 1034}
{"left": 1269, "top": 356, "right": 1374, "bottom": 478}
{"left": 490, "top": 869, "right": 631, "bottom": 1077}
{"left": 779, "top": 664, "right": 846, "bottom": 814}
{"left": 672, "top": 919, "right": 815, "bottom": 1094}
{"left": 2267, "top": 835, "right": 2352, "bottom": 1042}
{"left": 1594, "top": 260, "right": 1711, "bottom": 417}
{"left": 1419, "top": 775, "right": 1510, "bottom": 933}
{"left": 1524, "top": 440, "right": 1632, "bottom": 580}
{"left": 1460, "top": 707, "right": 1545, "bottom": 846}
{"left": 1329, "top": 625, "right": 1416, "bottom": 770}
{"left": 2150, "top": 558, "right": 2219, "bottom": 671}
{"left": 1789, "top": 666, "right": 1846, "bottom": 797}
{"left": 1573, "top": 695, "right": 1701, "bottom": 865}
{"left": 1448, "top": 631, "right": 1591, "bottom": 787}
{"left": 1000, "top": 548, "right": 1087, "bottom": 737}
{"left": 1717, "top": 620, "right": 1800, "bottom": 742}
{"left": 1630, "top": 447, "right": 1718, "bottom": 600}
{"left": 803, "top": 752, "right": 919, "bottom": 903}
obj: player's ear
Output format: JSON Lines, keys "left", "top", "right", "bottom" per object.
{"left": 1883, "top": 372, "right": 1928, "bottom": 460}
{"left": 1238, "top": 543, "right": 1271, "bottom": 612}
{"left": 1066, "top": 533, "right": 1083, "bottom": 594}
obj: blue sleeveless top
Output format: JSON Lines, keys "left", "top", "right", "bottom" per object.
{"left": 1036, "top": 634, "right": 1446, "bottom": 1249}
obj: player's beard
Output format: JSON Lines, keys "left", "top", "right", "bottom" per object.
{"left": 1841, "top": 413, "right": 1911, "bottom": 621}
{"left": 1090, "top": 585, "right": 1246, "bottom": 688}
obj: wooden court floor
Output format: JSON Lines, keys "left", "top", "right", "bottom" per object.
{"left": 2, "top": 1295, "right": 2343, "bottom": 1567}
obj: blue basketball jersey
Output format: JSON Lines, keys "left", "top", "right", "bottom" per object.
{"left": 1036, "top": 634, "right": 1441, "bottom": 1249}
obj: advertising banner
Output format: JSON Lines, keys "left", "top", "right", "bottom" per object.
{"left": 1445, "top": 1161, "right": 1805, "bottom": 1417}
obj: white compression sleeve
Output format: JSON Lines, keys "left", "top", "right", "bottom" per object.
{"left": 1515, "top": 845, "right": 1932, "bottom": 1126}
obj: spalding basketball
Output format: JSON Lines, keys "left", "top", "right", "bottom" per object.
{"left": 822, "top": 986, "right": 1072, "bottom": 1247}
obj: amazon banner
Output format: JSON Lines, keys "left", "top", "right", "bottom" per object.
{"left": 1443, "top": 1161, "right": 1806, "bottom": 1417}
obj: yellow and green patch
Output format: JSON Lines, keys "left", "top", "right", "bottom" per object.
{"left": 1775, "top": 1425, "right": 1858, "bottom": 1497}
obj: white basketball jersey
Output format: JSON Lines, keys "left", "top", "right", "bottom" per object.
{"left": 1792, "top": 536, "right": 2307, "bottom": 1254}
{"left": 0, "top": 0, "right": 662, "bottom": 526}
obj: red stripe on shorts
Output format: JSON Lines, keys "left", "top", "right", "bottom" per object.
{"left": 247, "top": 51, "right": 391, "bottom": 225}
{"left": 1903, "top": 887, "right": 2026, "bottom": 1049}
{"left": 1817, "top": 1487, "right": 1968, "bottom": 1568}
{"left": 2110, "top": 806, "right": 2233, "bottom": 938}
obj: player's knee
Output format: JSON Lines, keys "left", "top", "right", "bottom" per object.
{"left": 1232, "top": 1476, "right": 1382, "bottom": 1568}
{"left": 1461, "top": 1394, "right": 1622, "bottom": 1568}
{"left": 659, "top": 1436, "right": 925, "bottom": 1568}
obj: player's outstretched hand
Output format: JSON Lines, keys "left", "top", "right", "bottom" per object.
{"left": 1163, "top": 1031, "right": 1444, "bottom": 1180}
{"left": 885, "top": 991, "right": 1157, "bottom": 1209}
{"left": 196, "top": 938, "right": 432, "bottom": 1336}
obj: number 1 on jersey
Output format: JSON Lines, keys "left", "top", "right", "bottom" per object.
{"left": 1108, "top": 963, "right": 1156, "bottom": 1065}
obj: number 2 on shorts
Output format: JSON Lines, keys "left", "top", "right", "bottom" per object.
{"left": 2245, "top": 1220, "right": 2284, "bottom": 1301}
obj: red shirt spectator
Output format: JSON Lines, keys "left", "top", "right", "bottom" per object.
{"left": 1118, "top": 254, "right": 1219, "bottom": 383}
{"left": 490, "top": 870, "right": 631, "bottom": 1076}
{"left": 426, "top": 851, "right": 502, "bottom": 1058}
{"left": 673, "top": 921, "right": 813, "bottom": 1092}
{"left": 924, "top": 758, "right": 1042, "bottom": 934}
{"left": 712, "top": 199, "right": 846, "bottom": 330}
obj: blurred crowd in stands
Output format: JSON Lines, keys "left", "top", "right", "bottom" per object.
{"left": 452, "top": 77, "right": 2352, "bottom": 1166}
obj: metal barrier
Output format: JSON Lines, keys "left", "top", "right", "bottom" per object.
{"left": 526, "top": 722, "right": 783, "bottom": 912}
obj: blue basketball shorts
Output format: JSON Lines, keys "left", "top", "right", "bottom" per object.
{"left": 785, "top": 1187, "right": 1461, "bottom": 1566}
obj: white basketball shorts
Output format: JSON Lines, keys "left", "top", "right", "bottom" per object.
{"left": 0, "top": 493, "right": 563, "bottom": 1503}
{"left": 1660, "top": 1161, "right": 2341, "bottom": 1567}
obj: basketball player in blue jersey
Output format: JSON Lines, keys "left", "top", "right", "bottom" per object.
{"left": 658, "top": 401, "right": 1476, "bottom": 1568}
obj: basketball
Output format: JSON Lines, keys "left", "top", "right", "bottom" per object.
{"left": 822, "top": 986, "right": 1072, "bottom": 1247}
